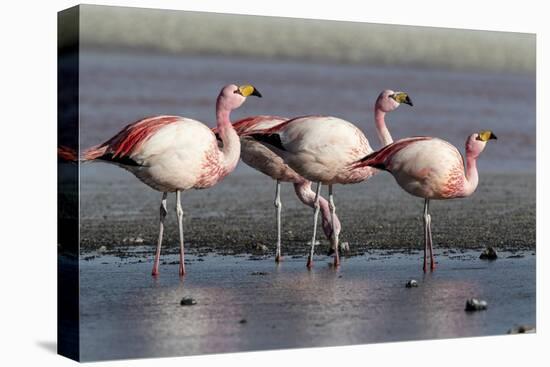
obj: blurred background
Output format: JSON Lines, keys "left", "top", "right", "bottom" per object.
{"left": 74, "top": 4, "right": 536, "bottom": 173}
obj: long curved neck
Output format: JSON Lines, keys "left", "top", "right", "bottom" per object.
{"left": 463, "top": 153, "right": 479, "bottom": 196}
{"left": 293, "top": 181, "right": 331, "bottom": 222}
{"left": 375, "top": 108, "right": 393, "bottom": 147}
{"left": 216, "top": 99, "right": 241, "bottom": 173}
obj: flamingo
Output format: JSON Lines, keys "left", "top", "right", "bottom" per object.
{"left": 353, "top": 130, "right": 497, "bottom": 271}
{"left": 215, "top": 115, "right": 342, "bottom": 263}
{"left": 245, "top": 90, "right": 412, "bottom": 268}
{"left": 81, "top": 84, "right": 262, "bottom": 276}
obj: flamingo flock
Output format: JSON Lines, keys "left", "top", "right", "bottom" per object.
{"left": 69, "top": 82, "right": 497, "bottom": 276}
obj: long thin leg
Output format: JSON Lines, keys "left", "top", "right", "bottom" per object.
{"left": 152, "top": 192, "right": 168, "bottom": 276}
{"left": 274, "top": 180, "right": 283, "bottom": 263}
{"left": 307, "top": 182, "right": 322, "bottom": 269}
{"left": 328, "top": 184, "right": 340, "bottom": 267}
{"left": 423, "top": 199, "right": 429, "bottom": 273}
{"left": 176, "top": 190, "right": 186, "bottom": 277}
{"left": 426, "top": 200, "right": 435, "bottom": 271}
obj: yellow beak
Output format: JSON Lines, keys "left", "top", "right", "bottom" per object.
{"left": 237, "top": 85, "right": 262, "bottom": 98}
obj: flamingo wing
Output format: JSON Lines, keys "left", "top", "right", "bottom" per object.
{"left": 84, "top": 115, "right": 182, "bottom": 166}
{"left": 212, "top": 115, "right": 287, "bottom": 140}
{"left": 242, "top": 115, "right": 325, "bottom": 150}
{"left": 354, "top": 136, "right": 432, "bottom": 171}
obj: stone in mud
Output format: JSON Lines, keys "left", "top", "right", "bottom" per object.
{"left": 479, "top": 247, "right": 498, "bottom": 260}
{"left": 123, "top": 236, "right": 145, "bottom": 244}
{"left": 405, "top": 280, "right": 418, "bottom": 288}
{"left": 254, "top": 244, "right": 269, "bottom": 253}
{"left": 180, "top": 297, "right": 197, "bottom": 306}
{"left": 507, "top": 325, "right": 535, "bottom": 334}
{"left": 250, "top": 271, "right": 269, "bottom": 276}
{"left": 465, "top": 298, "right": 488, "bottom": 311}
{"left": 239, "top": 319, "right": 247, "bottom": 324}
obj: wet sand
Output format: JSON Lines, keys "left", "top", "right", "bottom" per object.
{"left": 77, "top": 250, "right": 535, "bottom": 361}
{"left": 79, "top": 166, "right": 536, "bottom": 256}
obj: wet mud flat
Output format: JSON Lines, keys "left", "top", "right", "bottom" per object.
{"left": 77, "top": 250, "right": 535, "bottom": 361}
{"left": 78, "top": 169, "right": 535, "bottom": 257}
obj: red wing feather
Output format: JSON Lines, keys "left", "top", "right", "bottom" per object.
{"left": 354, "top": 137, "right": 432, "bottom": 170}
{"left": 84, "top": 115, "right": 181, "bottom": 161}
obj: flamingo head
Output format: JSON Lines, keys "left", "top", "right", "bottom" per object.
{"left": 466, "top": 130, "right": 497, "bottom": 158}
{"left": 218, "top": 84, "right": 262, "bottom": 111}
{"left": 376, "top": 90, "right": 413, "bottom": 113}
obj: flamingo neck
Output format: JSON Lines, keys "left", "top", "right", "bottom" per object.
{"left": 293, "top": 181, "right": 331, "bottom": 224}
{"left": 463, "top": 153, "right": 479, "bottom": 196}
{"left": 216, "top": 102, "right": 241, "bottom": 174}
{"left": 375, "top": 108, "right": 393, "bottom": 147}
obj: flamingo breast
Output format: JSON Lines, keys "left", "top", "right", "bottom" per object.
{"left": 388, "top": 139, "right": 466, "bottom": 199}
{"left": 129, "top": 119, "right": 223, "bottom": 192}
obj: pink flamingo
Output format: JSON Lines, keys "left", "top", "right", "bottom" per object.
{"left": 82, "top": 84, "right": 262, "bottom": 276}
{"left": 216, "top": 115, "right": 342, "bottom": 263}
{"left": 245, "top": 90, "right": 412, "bottom": 267}
{"left": 354, "top": 130, "right": 497, "bottom": 271}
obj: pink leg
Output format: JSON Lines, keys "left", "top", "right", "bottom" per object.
{"left": 307, "top": 182, "right": 322, "bottom": 269}
{"left": 274, "top": 180, "right": 283, "bottom": 263}
{"left": 328, "top": 184, "right": 340, "bottom": 267}
{"left": 422, "top": 199, "right": 429, "bottom": 273}
{"left": 176, "top": 190, "right": 186, "bottom": 277}
{"left": 427, "top": 210, "right": 435, "bottom": 271}
{"left": 152, "top": 192, "right": 168, "bottom": 276}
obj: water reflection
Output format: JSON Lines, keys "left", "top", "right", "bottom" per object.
{"left": 79, "top": 252, "right": 535, "bottom": 361}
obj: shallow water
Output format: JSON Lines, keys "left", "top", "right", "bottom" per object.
{"left": 79, "top": 250, "right": 535, "bottom": 361}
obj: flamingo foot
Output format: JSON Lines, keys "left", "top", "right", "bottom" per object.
{"left": 179, "top": 265, "right": 186, "bottom": 277}
{"left": 275, "top": 254, "right": 282, "bottom": 263}
{"left": 151, "top": 269, "right": 160, "bottom": 277}
{"left": 333, "top": 255, "right": 340, "bottom": 267}
{"left": 306, "top": 256, "right": 313, "bottom": 269}
{"left": 423, "top": 262, "right": 428, "bottom": 273}
{"left": 430, "top": 261, "right": 436, "bottom": 272}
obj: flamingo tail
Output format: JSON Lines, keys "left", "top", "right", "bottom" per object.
{"left": 57, "top": 146, "right": 78, "bottom": 162}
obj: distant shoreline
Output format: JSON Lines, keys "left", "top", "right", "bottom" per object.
{"left": 64, "top": 4, "right": 536, "bottom": 74}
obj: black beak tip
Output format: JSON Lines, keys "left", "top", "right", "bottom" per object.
{"left": 405, "top": 97, "right": 413, "bottom": 106}
{"left": 252, "top": 89, "right": 262, "bottom": 98}
{"left": 491, "top": 133, "right": 498, "bottom": 140}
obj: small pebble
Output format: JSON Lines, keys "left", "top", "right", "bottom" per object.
{"left": 180, "top": 297, "right": 197, "bottom": 306}
{"left": 250, "top": 271, "right": 269, "bottom": 276}
{"left": 465, "top": 298, "right": 488, "bottom": 311}
{"left": 507, "top": 325, "right": 535, "bottom": 334}
{"left": 239, "top": 319, "right": 247, "bottom": 324}
{"left": 254, "top": 244, "right": 269, "bottom": 253}
{"left": 98, "top": 245, "right": 107, "bottom": 253}
{"left": 405, "top": 280, "right": 418, "bottom": 288}
{"left": 479, "top": 247, "right": 498, "bottom": 260}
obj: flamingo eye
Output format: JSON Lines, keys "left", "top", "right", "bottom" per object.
{"left": 234, "top": 89, "right": 241, "bottom": 95}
